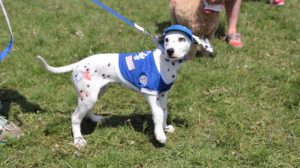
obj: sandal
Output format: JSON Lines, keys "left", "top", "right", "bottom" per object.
{"left": 0, "top": 116, "right": 22, "bottom": 141}
{"left": 271, "top": 0, "right": 284, "bottom": 6}
{"left": 226, "top": 33, "right": 244, "bottom": 48}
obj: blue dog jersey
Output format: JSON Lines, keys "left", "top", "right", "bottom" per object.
{"left": 117, "top": 50, "right": 173, "bottom": 95}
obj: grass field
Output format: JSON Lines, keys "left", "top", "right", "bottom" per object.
{"left": 0, "top": 0, "right": 299, "bottom": 167}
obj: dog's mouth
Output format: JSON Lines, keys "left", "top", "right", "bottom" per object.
{"left": 167, "top": 54, "right": 179, "bottom": 61}
{"left": 168, "top": 55, "right": 176, "bottom": 59}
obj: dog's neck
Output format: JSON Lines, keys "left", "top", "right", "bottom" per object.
{"left": 153, "top": 48, "right": 183, "bottom": 85}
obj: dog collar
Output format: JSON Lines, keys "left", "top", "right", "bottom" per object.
{"left": 164, "top": 56, "right": 185, "bottom": 64}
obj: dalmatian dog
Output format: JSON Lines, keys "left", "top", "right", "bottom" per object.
{"left": 37, "top": 25, "right": 196, "bottom": 147}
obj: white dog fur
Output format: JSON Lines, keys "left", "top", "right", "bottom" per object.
{"left": 37, "top": 30, "right": 192, "bottom": 147}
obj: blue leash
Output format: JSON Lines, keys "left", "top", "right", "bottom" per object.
{"left": 92, "top": 0, "right": 154, "bottom": 38}
{"left": 0, "top": 0, "right": 13, "bottom": 61}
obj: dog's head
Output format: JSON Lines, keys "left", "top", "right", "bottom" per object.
{"left": 162, "top": 25, "right": 193, "bottom": 61}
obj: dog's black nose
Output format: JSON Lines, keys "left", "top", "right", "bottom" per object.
{"left": 167, "top": 48, "right": 174, "bottom": 56}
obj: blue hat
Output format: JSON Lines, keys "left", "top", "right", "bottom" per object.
{"left": 164, "top": 25, "right": 194, "bottom": 42}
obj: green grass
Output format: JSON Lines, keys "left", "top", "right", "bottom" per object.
{"left": 0, "top": 0, "right": 299, "bottom": 167}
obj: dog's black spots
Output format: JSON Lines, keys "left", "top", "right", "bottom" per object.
{"left": 163, "top": 108, "right": 166, "bottom": 111}
{"left": 172, "top": 63, "right": 175, "bottom": 66}
{"left": 172, "top": 75, "right": 175, "bottom": 78}
{"left": 87, "top": 85, "right": 90, "bottom": 88}
{"left": 75, "top": 75, "right": 78, "bottom": 77}
{"left": 107, "top": 63, "right": 111, "bottom": 67}
{"left": 81, "top": 98, "right": 83, "bottom": 101}
{"left": 165, "top": 58, "right": 170, "bottom": 62}
{"left": 161, "top": 94, "right": 165, "bottom": 97}
{"left": 107, "top": 75, "right": 110, "bottom": 78}
{"left": 86, "top": 68, "right": 90, "bottom": 72}
{"left": 95, "top": 70, "right": 97, "bottom": 73}
{"left": 86, "top": 94, "right": 88, "bottom": 97}
{"left": 84, "top": 66, "right": 87, "bottom": 68}
{"left": 156, "top": 98, "right": 159, "bottom": 101}
{"left": 102, "top": 74, "right": 106, "bottom": 77}
{"left": 167, "top": 69, "right": 170, "bottom": 71}
{"left": 80, "top": 90, "right": 83, "bottom": 93}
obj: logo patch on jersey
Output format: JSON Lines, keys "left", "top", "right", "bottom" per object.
{"left": 133, "top": 51, "right": 151, "bottom": 60}
{"left": 139, "top": 75, "right": 148, "bottom": 85}
{"left": 125, "top": 56, "right": 135, "bottom": 70}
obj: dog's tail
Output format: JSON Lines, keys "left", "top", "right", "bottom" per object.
{"left": 37, "top": 56, "right": 75, "bottom": 74}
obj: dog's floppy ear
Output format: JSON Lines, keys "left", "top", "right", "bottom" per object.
{"left": 158, "top": 35, "right": 165, "bottom": 46}
{"left": 152, "top": 35, "right": 165, "bottom": 46}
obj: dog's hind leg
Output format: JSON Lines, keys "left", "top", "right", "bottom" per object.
{"left": 86, "top": 85, "right": 108, "bottom": 123}
{"left": 86, "top": 111, "right": 104, "bottom": 123}
{"left": 72, "top": 80, "right": 108, "bottom": 147}
{"left": 72, "top": 94, "right": 98, "bottom": 148}
{"left": 72, "top": 105, "right": 91, "bottom": 147}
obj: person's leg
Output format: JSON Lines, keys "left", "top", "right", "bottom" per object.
{"left": 225, "top": 0, "right": 241, "bottom": 35}
{"left": 225, "top": 0, "right": 243, "bottom": 48}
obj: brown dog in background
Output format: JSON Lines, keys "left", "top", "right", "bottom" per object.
{"left": 169, "top": 0, "right": 222, "bottom": 57}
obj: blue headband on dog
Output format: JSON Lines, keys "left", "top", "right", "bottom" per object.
{"left": 163, "top": 25, "right": 194, "bottom": 42}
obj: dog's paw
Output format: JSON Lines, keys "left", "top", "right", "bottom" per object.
{"left": 155, "top": 130, "right": 167, "bottom": 144}
{"left": 92, "top": 115, "right": 105, "bottom": 123}
{"left": 164, "top": 125, "right": 175, "bottom": 133}
{"left": 156, "top": 135, "right": 167, "bottom": 144}
{"left": 73, "top": 137, "right": 86, "bottom": 148}
{"left": 88, "top": 113, "right": 105, "bottom": 123}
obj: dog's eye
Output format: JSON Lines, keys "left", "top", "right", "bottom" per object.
{"left": 179, "top": 37, "right": 186, "bottom": 42}
{"left": 165, "top": 38, "right": 169, "bottom": 43}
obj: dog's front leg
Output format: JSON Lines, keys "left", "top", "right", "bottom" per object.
{"left": 158, "top": 92, "right": 175, "bottom": 133}
{"left": 145, "top": 95, "right": 167, "bottom": 144}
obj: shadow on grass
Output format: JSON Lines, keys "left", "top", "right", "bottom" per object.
{"left": 81, "top": 113, "right": 189, "bottom": 148}
{"left": 0, "top": 89, "right": 44, "bottom": 125}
